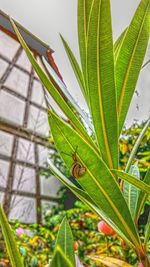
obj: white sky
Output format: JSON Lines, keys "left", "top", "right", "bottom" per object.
{"left": 0, "top": 0, "right": 149, "bottom": 127}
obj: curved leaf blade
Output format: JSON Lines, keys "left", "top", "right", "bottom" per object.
{"left": 144, "top": 213, "right": 150, "bottom": 245}
{"left": 114, "top": 28, "right": 127, "bottom": 59}
{"left": 124, "top": 164, "right": 140, "bottom": 218}
{"left": 135, "top": 168, "right": 150, "bottom": 223}
{"left": 55, "top": 217, "right": 75, "bottom": 267}
{"left": 115, "top": 0, "right": 150, "bottom": 133}
{"left": 48, "top": 111, "right": 141, "bottom": 250}
{"left": 50, "top": 246, "right": 74, "bottom": 267}
{"left": 48, "top": 158, "right": 135, "bottom": 246}
{"left": 90, "top": 255, "right": 133, "bottom": 267}
{"left": 87, "top": 0, "right": 118, "bottom": 169}
{"left": 60, "top": 35, "right": 86, "bottom": 100}
{"left": 10, "top": 18, "right": 96, "bottom": 152}
{"left": 0, "top": 206, "right": 24, "bottom": 267}
{"left": 112, "top": 170, "right": 150, "bottom": 194}
{"left": 78, "top": 0, "right": 93, "bottom": 93}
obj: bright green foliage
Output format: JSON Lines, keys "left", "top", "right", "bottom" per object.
{"left": 55, "top": 217, "right": 75, "bottom": 266}
{"left": 60, "top": 35, "right": 86, "bottom": 100}
{"left": 115, "top": 0, "right": 150, "bottom": 133}
{"left": 0, "top": 207, "right": 24, "bottom": 267}
{"left": 50, "top": 246, "right": 74, "bottom": 267}
{"left": 135, "top": 168, "right": 150, "bottom": 223}
{"left": 124, "top": 164, "right": 140, "bottom": 219}
{"left": 10, "top": 0, "right": 150, "bottom": 265}
{"left": 86, "top": 0, "right": 118, "bottom": 169}
{"left": 112, "top": 170, "right": 150, "bottom": 195}
{"left": 78, "top": 0, "right": 93, "bottom": 100}
{"left": 144, "top": 213, "right": 150, "bottom": 245}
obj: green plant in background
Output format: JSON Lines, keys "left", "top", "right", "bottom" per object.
{"left": 1, "top": 0, "right": 149, "bottom": 266}
{"left": 1, "top": 200, "right": 150, "bottom": 266}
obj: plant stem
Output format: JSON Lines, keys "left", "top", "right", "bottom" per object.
{"left": 125, "top": 119, "right": 150, "bottom": 173}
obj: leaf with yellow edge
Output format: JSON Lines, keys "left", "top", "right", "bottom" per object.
{"left": 90, "top": 255, "right": 133, "bottom": 267}
{"left": 86, "top": 0, "right": 118, "bottom": 169}
{"left": 115, "top": 0, "right": 150, "bottom": 133}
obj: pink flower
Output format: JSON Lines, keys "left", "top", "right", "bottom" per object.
{"left": 138, "top": 263, "right": 144, "bottom": 267}
{"left": 75, "top": 255, "right": 84, "bottom": 267}
{"left": 97, "top": 221, "right": 115, "bottom": 236}
{"left": 16, "top": 227, "right": 25, "bottom": 237}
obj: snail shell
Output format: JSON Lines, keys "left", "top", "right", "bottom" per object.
{"left": 71, "top": 162, "right": 86, "bottom": 179}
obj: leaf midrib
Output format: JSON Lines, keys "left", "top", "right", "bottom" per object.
{"left": 118, "top": 1, "right": 150, "bottom": 119}
{"left": 97, "top": 0, "right": 113, "bottom": 168}
{"left": 54, "top": 118, "right": 140, "bottom": 249}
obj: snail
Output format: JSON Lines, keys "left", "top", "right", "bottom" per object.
{"left": 62, "top": 147, "right": 86, "bottom": 179}
{"left": 71, "top": 152, "right": 86, "bottom": 179}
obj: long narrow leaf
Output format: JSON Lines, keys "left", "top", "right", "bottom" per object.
{"left": 144, "top": 213, "right": 150, "bottom": 245}
{"left": 60, "top": 35, "right": 86, "bottom": 100}
{"left": 10, "top": 18, "right": 96, "bottom": 152}
{"left": 50, "top": 246, "right": 74, "bottom": 267}
{"left": 124, "top": 164, "right": 140, "bottom": 218}
{"left": 55, "top": 217, "right": 75, "bottom": 267}
{"left": 114, "top": 28, "right": 127, "bottom": 58}
{"left": 41, "top": 56, "right": 94, "bottom": 132}
{"left": 115, "top": 0, "right": 150, "bottom": 133}
{"left": 47, "top": 158, "right": 135, "bottom": 246}
{"left": 0, "top": 206, "right": 24, "bottom": 267}
{"left": 86, "top": 0, "right": 118, "bottom": 169}
{"left": 48, "top": 111, "right": 142, "bottom": 251}
{"left": 90, "top": 255, "right": 133, "bottom": 267}
{"left": 112, "top": 170, "right": 150, "bottom": 194}
{"left": 135, "top": 168, "right": 150, "bottom": 223}
{"left": 125, "top": 119, "right": 150, "bottom": 173}
{"left": 78, "top": 0, "right": 93, "bottom": 97}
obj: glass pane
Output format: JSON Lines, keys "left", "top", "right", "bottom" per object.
{"left": 27, "top": 105, "right": 49, "bottom": 136}
{"left": 16, "top": 50, "right": 31, "bottom": 71}
{"left": 13, "top": 165, "right": 36, "bottom": 193}
{"left": 17, "top": 138, "right": 35, "bottom": 164}
{"left": 0, "top": 160, "right": 10, "bottom": 188}
{"left": 38, "top": 145, "right": 49, "bottom": 168}
{"left": 0, "top": 131, "right": 14, "bottom": 156}
{"left": 0, "top": 58, "right": 8, "bottom": 78}
{"left": 0, "top": 90, "right": 25, "bottom": 125}
{"left": 4, "top": 67, "right": 29, "bottom": 97}
{"left": 40, "top": 175, "right": 60, "bottom": 197}
{"left": 9, "top": 195, "right": 36, "bottom": 223}
{"left": 31, "top": 80, "right": 46, "bottom": 107}
{"left": 0, "top": 31, "right": 20, "bottom": 60}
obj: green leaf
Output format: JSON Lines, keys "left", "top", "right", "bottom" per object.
{"left": 112, "top": 170, "right": 150, "bottom": 195}
{"left": 48, "top": 158, "right": 134, "bottom": 246}
{"left": 135, "top": 168, "right": 150, "bottom": 223}
{"left": 55, "top": 217, "right": 75, "bottom": 267}
{"left": 86, "top": 0, "right": 118, "bottom": 169}
{"left": 115, "top": 0, "right": 150, "bottom": 133}
{"left": 60, "top": 35, "right": 86, "bottom": 100}
{"left": 124, "top": 164, "right": 140, "bottom": 218}
{"left": 48, "top": 111, "right": 141, "bottom": 251}
{"left": 10, "top": 18, "right": 96, "bottom": 152}
{"left": 50, "top": 246, "right": 74, "bottom": 267}
{"left": 114, "top": 28, "right": 127, "bottom": 59}
{"left": 0, "top": 206, "right": 24, "bottom": 267}
{"left": 90, "top": 255, "right": 133, "bottom": 267}
{"left": 125, "top": 119, "right": 150, "bottom": 173}
{"left": 78, "top": 0, "right": 93, "bottom": 96}
{"left": 144, "top": 213, "right": 150, "bottom": 245}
